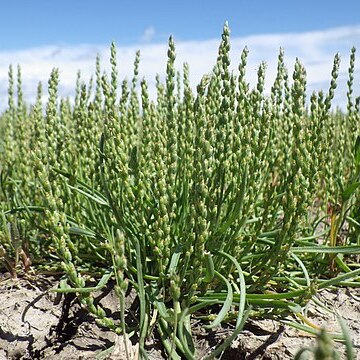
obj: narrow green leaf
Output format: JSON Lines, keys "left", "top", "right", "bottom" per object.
{"left": 337, "top": 316, "right": 354, "bottom": 360}
{"left": 68, "top": 184, "right": 110, "bottom": 207}
{"left": 281, "top": 320, "right": 344, "bottom": 340}
{"left": 204, "top": 250, "right": 248, "bottom": 359}
{"left": 203, "top": 271, "right": 233, "bottom": 329}
{"left": 291, "top": 245, "right": 360, "bottom": 254}
{"left": 168, "top": 244, "right": 183, "bottom": 274}
{"left": 177, "top": 310, "right": 196, "bottom": 359}
{"left": 186, "top": 299, "right": 219, "bottom": 315}
{"left": 155, "top": 301, "right": 174, "bottom": 323}
{"left": 203, "top": 251, "right": 215, "bottom": 283}
{"left": 157, "top": 319, "right": 183, "bottom": 360}
{"left": 247, "top": 299, "right": 302, "bottom": 312}
{"left": 5, "top": 206, "right": 45, "bottom": 215}
{"left": 354, "top": 135, "right": 360, "bottom": 168}
{"left": 318, "top": 268, "right": 360, "bottom": 289}
{"left": 69, "top": 226, "right": 96, "bottom": 238}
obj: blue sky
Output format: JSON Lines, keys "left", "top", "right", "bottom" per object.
{"left": 1, "top": 0, "right": 360, "bottom": 49}
{"left": 0, "top": 1, "right": 359, "bottom": 109}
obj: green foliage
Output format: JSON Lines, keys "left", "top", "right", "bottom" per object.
{"left": 0, "top": 23, "right": 359, "bottom": 359}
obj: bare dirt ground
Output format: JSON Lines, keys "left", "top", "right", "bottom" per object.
{"left": 0, "top": 273, "right": 359, "bottom": 360}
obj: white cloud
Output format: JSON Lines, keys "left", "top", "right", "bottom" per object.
{"left": 141, "top": 26, "right": 156, "bottom": 43}
{"left": 0, "top": 25, "right": 359, "bottom": 110}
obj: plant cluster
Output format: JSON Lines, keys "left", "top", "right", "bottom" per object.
{"left": 0, "top": 23, "right": 359, "bottom": 359}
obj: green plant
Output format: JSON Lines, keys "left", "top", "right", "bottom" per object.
{"left": 0, "top": 23, "right": 359, "bottom": 359}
